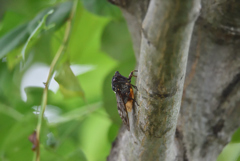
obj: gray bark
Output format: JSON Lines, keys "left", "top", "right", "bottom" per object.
{"left": 179, "top": 0, "right": 240, "bottom": 160}
{"left": 108, "top": 0, "right": 240, "bottom": 161}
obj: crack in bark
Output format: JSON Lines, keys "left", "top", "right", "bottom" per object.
{"left": 212, "top": 119, "right": 225, "bottom": 136}
{"left": 175, "top": 128, "right": 189, "bottom": 161}
{"left": 219, "top": 72, "right": 240, "bottom": 105}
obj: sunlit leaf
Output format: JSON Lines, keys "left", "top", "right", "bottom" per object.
{"left": 217, "top": 128, "right": 240, "bottom": 161}
{"left": 217, "top": 143, "right": 240, "bottom": 161}
{"left": 54, "top": 62, "right": 84, "bottom": 98}
{"left": 66, "top": 2, "right": 110, "bottom": 63}
{"left": 78, "top": 109, "right": 112, "bottom": 161}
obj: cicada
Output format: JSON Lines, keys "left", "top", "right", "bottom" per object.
{"left": 111, "top": 70, "right": 138, "bottom": 130}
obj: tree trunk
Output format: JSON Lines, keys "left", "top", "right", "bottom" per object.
{"left": 108, "top": 0, "right": 240, "bottom": 161}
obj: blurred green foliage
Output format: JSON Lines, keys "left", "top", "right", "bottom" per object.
{"left": 0, "top": 0, "right": 238, "bottom": 161}
{"left": 0, "top": 0, "right": 135, "bottom": 160}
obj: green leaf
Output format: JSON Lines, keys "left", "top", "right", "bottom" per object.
{"left": 0, "top": 113, "right": 37, "bottom": 161}
{"left": 0, "top": 103, "right": 23, "bottom": 121}
{"left": 0, "top": 114, "right": 17, "bottom": 152}
{"left": 231, "top": 128, "right": 240, "bottom": 143}
{"left": 25, "top": 87, "right": 44, "bottom": 105}
{"left": 49, "top": 102, "right": 102, "bottom": 125}
{"left": 0, "top": 62, "right": 23, "bottom": 108}
{"left": 217, "top": 143, "right": 240, "bottom": 161}
{"left": 237, "top": 155, "right": 240, "bottom": 161}
{"left": 56, "top": 3, "right": 116, "bottom": 104}
{"left": 0, "top": 23, "right": 29, "bottom": 59}
{"left": 22, "top": 10, "right": 54, "bottom": 60}
{"left": 0, "top": 1, "right": 73, "bottom": 60}
{"left": 108, "top": 123, "right": 119, "bottom": 143}
{"left": 78, "top": 108, "right": 112, "bottom": 161}
{"left": 217, "top": 128, "right": 240, "bottom": 161}
{"left": 46, "top": 1, "right": 73, "bottom": 30}
{"left": 40, "top": 146, "right": 64, "bottom": 161}
{"left": 54, "top": 63, "right": 84, "bottom": 98}
{"left": 5, "top": 0, "right": 53, "bottom": 19}
{"left": 26, "top": 1, "right": 73, "bottom": 33}
{"left": 22, "top": 1, "right": 73, "bottom": 60}
{"left": 55, "top": 138, "right": 76, "bottom": 157}
{"left": 101, "top": 20, "right": 135, "bottom": 62}
{"left": 66, "top": 2, "right": 110, "bottom": 63}
{"left": 0, "top": 11, "right": 27, "bottom": 37}
{"left": 81, "top": 0, "right": 122, "bottom": 19}
{"left": 66, "top": 148, "right": 87, "bottom": 161}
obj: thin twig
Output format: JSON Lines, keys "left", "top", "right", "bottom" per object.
{"left": 33, "top": 1, "right": 78, "bottom": 161}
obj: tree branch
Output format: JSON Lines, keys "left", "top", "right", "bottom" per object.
{"left": 120, "top": 0, "right": 150, "bottom": 61}
{"left": 108, "top": 0, "right": 201, "bottom": 160}
{"left": 179, "top": 1, "right": 240, "bottom": 159}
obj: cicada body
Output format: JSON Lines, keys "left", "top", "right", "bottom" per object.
{"left": 111, "top": 70, "right": 138, "bottom": 130}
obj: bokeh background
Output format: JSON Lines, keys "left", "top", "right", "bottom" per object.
{"left": 0, "top": 0, "right": 136, "bottom": 160}
{"left": 0, "top": 0, "right": 239, "bottom": 161}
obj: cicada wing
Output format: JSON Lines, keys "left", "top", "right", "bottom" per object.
{"left": 116, "top": 92, "right": 130, "bottom": 131}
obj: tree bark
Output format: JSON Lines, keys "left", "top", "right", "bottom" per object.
{"left": 179, "top": 0, "right": 240, "bottom": 160}
{"left": 108, "top": 0, "right": 240, "bottom": 161}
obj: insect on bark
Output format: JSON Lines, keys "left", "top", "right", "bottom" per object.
{"left": 111, "top": 70, "right": 138, "bottom": 130}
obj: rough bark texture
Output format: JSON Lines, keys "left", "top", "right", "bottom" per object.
{"left": 179, "top": 0, "right": 240, "bottom": 160}
{"left": 108, "top": 0, "right": 240, "bottom": 161}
